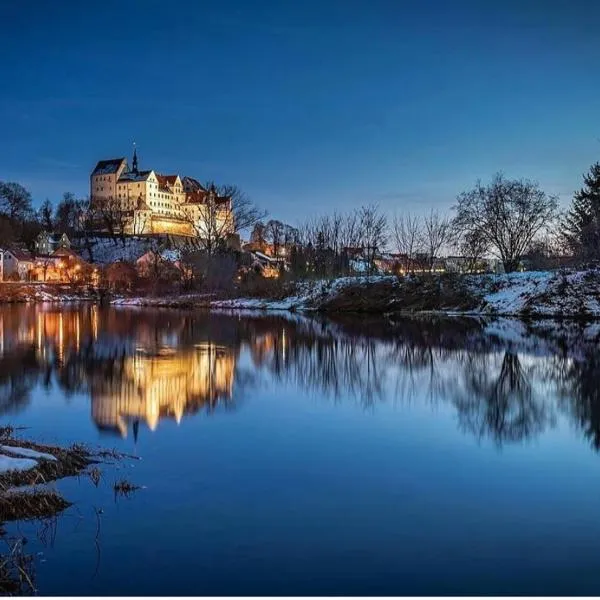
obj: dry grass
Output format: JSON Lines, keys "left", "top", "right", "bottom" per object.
{"left": 0, "top": 429, "right": 139, "bottom": 595}
{"left": 88, "top": 466, "right": 102, "bottom": 487}
{"left": 0, "top": 536, "right": 36, "bottom": 596}
{"left": 0, "top": 440, "right": 94, "bottom": 490}
{"left": 0, "top": 491, "right": 70, "bottom": 523}
{"left": 113, "top": 479, "right": 140, "bottom": 499}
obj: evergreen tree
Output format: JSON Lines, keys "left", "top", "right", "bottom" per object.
{"left": 563, "top": 162, "right": 600, "bottom": 260}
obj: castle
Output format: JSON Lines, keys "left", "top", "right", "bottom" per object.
{"left": 90, "top": 148, "right": 233, "bottom": 237}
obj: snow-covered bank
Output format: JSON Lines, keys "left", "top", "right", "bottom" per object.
{"left": 0, "top": 283, "right": 98, "bottom": 304}
{"left": 476, "top": 270, "right": 600, "bottom": 316}
{"left": 110, "top": 268, "right": 600, "bottom": 318}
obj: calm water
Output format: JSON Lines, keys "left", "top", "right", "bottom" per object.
{"left": 2, "top": 305, "right": 600, "bottom": 594}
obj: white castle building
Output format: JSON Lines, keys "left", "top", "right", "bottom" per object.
{"left": 90, "top": 148, "right": 233, "bottom": 237}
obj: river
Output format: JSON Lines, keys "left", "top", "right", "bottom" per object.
{"left": 1, "top": 304, "right": 600, "bottom": 595}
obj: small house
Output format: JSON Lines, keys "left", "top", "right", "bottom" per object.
{"left": 0, "top": 248, "right": 35, "bottom": 281}
{"left": 35, "top": 231, "right": 71, "bottom": 256}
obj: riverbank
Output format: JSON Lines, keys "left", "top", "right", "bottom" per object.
{"left": 5, "top": 269, "right": 600, "bottom": 319}
{"left": 0, "top": 427, "right": 137, "bottom": 594}
{"left": 0, "top": 283, "right": 99, "bottom": 303}
{"left": 0, "top": 426, "right": 129, "bottom": 524}
{"left": 112, "top": 269, "right": 600, "bottom": 319}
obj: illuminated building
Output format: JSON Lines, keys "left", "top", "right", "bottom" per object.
{"left": 90, "top": 148, "right": 233, "bottom": 238}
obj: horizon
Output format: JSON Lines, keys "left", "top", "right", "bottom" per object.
{"left": 1, "top": 0, "right": 599, "bottom": 223}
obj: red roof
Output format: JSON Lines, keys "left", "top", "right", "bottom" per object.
{"left": 6, "top": 248, "right": 33, "bottom": 261}
{"left": 156, "top": 174, "right": 180, "bottom": 191}
{"left": 52, "top": 247, "right": 85, "bottom": 261}
{"left": 185, "top": 190, "right": 208, "bottom": 204}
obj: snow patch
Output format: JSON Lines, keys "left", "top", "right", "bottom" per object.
{"left": 1, "top": 446, "right": 57, "bottom": 462}
{"left": 0, "top": 455, "right": 38, "bottom": 473}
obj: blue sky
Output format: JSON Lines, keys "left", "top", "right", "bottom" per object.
{"left": 0, "top": 0, "right": 598, "bottom": 223}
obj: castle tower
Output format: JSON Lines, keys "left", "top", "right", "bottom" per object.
{"left": 132, "top": 142, "right": 138, "bottom": 173}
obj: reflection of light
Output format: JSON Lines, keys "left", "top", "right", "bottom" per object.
{"left": 91, "top": 305, "right": 98, "bottom": 340}
{"left": 37, "top": 312, "right": 43, "bottom": 350}
{"left": 91, "top": 343, "right": 236, "bottom": 437}
{"left": 76, "top": 313, "right": 80, "bottom": 352}
{"left": 58, "top": 313, "right": 64, "bottom": 363}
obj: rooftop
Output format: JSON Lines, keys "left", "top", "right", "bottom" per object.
{"left": 118, "top": 170, "right": 153, "bottom": 182}
{"left": 92, "top": 158, "right": 126, "bottom": 175}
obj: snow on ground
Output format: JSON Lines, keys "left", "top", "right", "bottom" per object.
{"left": 211, "top": 276, "right": 396, "bottom": 311}
{"left": 111, "top": 269, "right": 600, "bottom": 318}
{"left": 477, "top": 271, "right": 555, "bottom": 315}
{"left": 1, "top": 446, "right": 57, "bottom": 461}
{"left": 475, "top": 269, "right": 600, "bottom": 316}
{"left": 82, "top": 237, "right": 157, "bottom": 265}
{"left": 0, "top": 455, "right": 38, "bottom": 473}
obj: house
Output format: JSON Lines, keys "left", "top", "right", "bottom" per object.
{"left": 0, "top": 248, "right": 35, "bottom": 281}
{"left": 444, "top": 256, "right": 504, "bottom": 274}
{"left": 250, "top": 251, "right": 285, "bottom": 278}
{"left": 31, "top": 248, "right": 96, "bottom": 283}
{"left": 35, "top": 231, "right": 71, "bottom": 255}
{"left": 90, "top": 148, "right": 233, "bottom": 238}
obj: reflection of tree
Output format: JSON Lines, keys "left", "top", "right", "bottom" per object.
{"left": 0, "top": 347, "right": 41, "bottom": 416}
{"left": 7, "top": 304, "right": 600, "bottom": 451}
{"left": 555, "top": 351, "right": 600, "bottom": 450}
{"left": 450, "top": 352, "right": 554, "bottom": 445}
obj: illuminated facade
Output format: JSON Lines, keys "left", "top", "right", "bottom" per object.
{"left": 90, "top": 149, "right": 233, "bottom": 238}
{"left": 91, "top": 343, "right": 235, "bottom": 436}
{"left": 0, "top": 306, "right": 237, "bottom": 438}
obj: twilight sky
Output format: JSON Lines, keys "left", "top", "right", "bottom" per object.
{"left": 0, "top": 0, "right": 599, "bottom": 224}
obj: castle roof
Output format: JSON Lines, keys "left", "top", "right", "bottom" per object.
{"left": 118, "top": 170, "right": 153, "bottom": 182}
{"left": 184, "top": 190, "right": 231, "bottom": 206}
{"left": 184, "top": 190, "right": 208, "bottom": 204}
{"left": 155, "top": 174, "right": 180, "bottom": 191}
{"left": 182, "top": 176, "right": 206, "bottom": 193}
{"left": 92, "top": 158, "right": 126, "bottom": 175}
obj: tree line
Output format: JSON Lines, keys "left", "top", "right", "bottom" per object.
{"left": 2, "top": 157, "right": 600, "bottom": 276}
{"left": 249, "top": 160, "right": 600, "bottom": 276}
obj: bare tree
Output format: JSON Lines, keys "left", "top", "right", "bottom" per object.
{"left": 0, "top": 182, "right": 33, "bottom": 222}
{"left": 392, "top": 213, "right": 423, "bottom": 273}
{"left": 340, "top": 210, "right": 361, "bottom": 251}
{"left": 38, "top": 199, "right": 54, "bottom": 231}
{"left": 186, "top": 184, "right": 265, "bottom": 256}
{"left": 453, "top": 173, "right": 558, "bottom": 273}
{"left": 215, "top": 184, "right": 267, "bottom": 237}
{"left": 454, "top": 227, "right": 489, "bottom": 273}
{"left": 264, "top": 219, "right": 286, "bottom": 257}
{"left": 357, "top": 204, "right": 388, "bottom": 275}
{"left": 423, "top": 210, "right": 452, "bottom": 272}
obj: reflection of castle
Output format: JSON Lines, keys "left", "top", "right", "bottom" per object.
{"left": 91, "top": 343, "right": 235, "bottom": 437}
{"left": 0, "top": 306, "right": 237, "bottom": 438}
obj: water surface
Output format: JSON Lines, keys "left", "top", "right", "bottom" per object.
{"left": 1, "top": 305, "right": 600, "bottom": 595}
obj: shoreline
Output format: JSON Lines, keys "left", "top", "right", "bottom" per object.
{"left": 4, "top": 269, "right": 600, "bottom": 320}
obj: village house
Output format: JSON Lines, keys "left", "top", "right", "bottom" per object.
{"left": 90, "top": 148, "right": 234, "bottom": 238}
{"left": 250, "top": 250, "right": 285, "bottom": 278}
{"left": 0, "top": 248, "right": 35, "bottom": 280}
{"left": 30, "top": 247, "right": 95, "bottom": 283}
{"left": 35, "top": 231, "right": 71, "bottom": 255}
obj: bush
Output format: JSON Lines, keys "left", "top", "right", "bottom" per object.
{"left": 105, "top": 261, "right": 137, "bottom": 293}
{"left": 237, "top": 270, "right": 289, "bottom": 299}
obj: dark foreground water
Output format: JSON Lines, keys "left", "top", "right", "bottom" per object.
{"left": 2, "top": 304, "right": 600, "bottom": 594}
